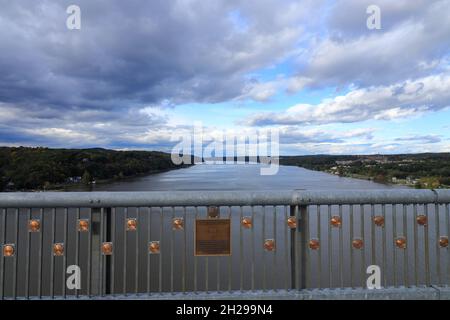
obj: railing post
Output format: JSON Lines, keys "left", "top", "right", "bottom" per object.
{"left": 290, "top": 205, "right": 296, "bottom": 289}
{"left": 104, "top": 207, "right": 112, "bottom": 295}
{"left": 92, "top": 207, "right": 112, "bottom": 296}
{"left": 298, "top": 205, "right": 308, "bottom": 290}
{"left": 290, "top": 205, "right": 308, "bottom": 290}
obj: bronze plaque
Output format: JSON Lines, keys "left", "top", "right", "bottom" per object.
{"left": 195, "top": 219, "right": 231, "bottom": 256}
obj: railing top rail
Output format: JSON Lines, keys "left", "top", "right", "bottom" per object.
{"left": 0, "top": 189, "right": 449, "bottom": 208}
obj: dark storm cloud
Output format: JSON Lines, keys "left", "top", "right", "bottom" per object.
{"left": 0, "top": 0, "right": 320, "bottom": 148}
{"left": 0, "top": 0, "right": 309, "bottom": 111}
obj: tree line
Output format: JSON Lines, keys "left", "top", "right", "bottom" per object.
{"left": 0, "top": 147, "right": 189, "bottom": 191}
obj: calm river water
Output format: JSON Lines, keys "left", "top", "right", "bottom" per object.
{"left": 74, "top": 163, "right": 405, "bottom": 191}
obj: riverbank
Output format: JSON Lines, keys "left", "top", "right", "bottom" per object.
{"left": 280, "top": 153, "right": 450, "bottom": 189}
{"left": 0, "top": 147, "right": 192, "bottom": 191}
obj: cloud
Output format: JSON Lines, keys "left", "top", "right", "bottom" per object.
{"left": 289, "top": 0, "right": 450, "bottom": 90}
{"left": 245, "top": 73, "right": 450, "bottom": 126}
{"left": 0, "top": 0, "right": 318, "bottom": 111}
{"left": 395, "top": 135, "right": 442, "bottom": 144}
{"left": 0, "top": 0, "right": 449, "bottom": 155}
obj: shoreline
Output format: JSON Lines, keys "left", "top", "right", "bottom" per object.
{"left": 37, "top": 165, "right": 193, "bottom": 192}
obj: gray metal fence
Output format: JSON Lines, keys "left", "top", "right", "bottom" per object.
{"left": 0, "top": 189, "right": 449, "bottom": 299}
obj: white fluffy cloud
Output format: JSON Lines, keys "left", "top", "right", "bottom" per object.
{"left": 290, "top": 0, "right": 450, "bottom": 90}
{"left": 246, "top": 73, "right": 450, "bottom": 126}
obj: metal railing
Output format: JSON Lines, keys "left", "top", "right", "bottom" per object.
{"left": 0, "top": 189, "right": 449, "bottom": 299}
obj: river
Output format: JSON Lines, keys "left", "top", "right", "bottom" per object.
{"left": 72, "top": 163, "right": 406, "bottom": 191}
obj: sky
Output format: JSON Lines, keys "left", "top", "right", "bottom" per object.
{"left": 0, "top": 0, "right": 449, "bottom": 155}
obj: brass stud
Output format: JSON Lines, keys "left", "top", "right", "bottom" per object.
{"left": 126, "top": 218, "right": 137, "bottom": 231}
{"left": 28, "top": 219, "right": 41, "bottom": 232}
{"left": 241, "top": 217, "right": 252, "bottom": 229}
{"left": 352, "top": 238, "right": 364, "bottom": 250}
{"left": 172, "top": 218, "right": 184, "bottom": 230}
{"left": 287, "top": 216, "right": 297, "bottom": 229}
{"left": 78, "top": 219, "right": 90, "bottom": 232}
{"left": 149, "top": 241, "right": 160, "bottom": 254}
{"left": 395, "top": 237, "right": 407, "bottom": 249}
{"left": 439, "top": 236, "right": 449, "bottom": 248}
{"left": 2, "top": 244, "right": 15, "bottom": 257}
{"left": 309, "top": 239, "right": 320, "bottom": 250}
{"left": 330, "top": 216, "right": 342, "bottom": 228}
{"left": 373, "top": 216, "right": 385, "bottom": 227}
{"left": 207, "top": 206, "right": 220, "bottom": 218}
{"left": 101, "top": 242, "right": 113, "bottom": 255}
{"left": 53, "top": 243, "right": 64, "bottom": 256}
{"left": 264, "top": 239, "right": 275, "bottom": 251}
{"left": 417, "top": 215, "right": 428, "bottom": 226}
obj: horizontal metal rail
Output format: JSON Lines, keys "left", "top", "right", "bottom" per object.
{"left": 0, "top": 189, "right": 449, "bottom": 207}
{"left": 0, "top": 189, "right": 449, "bottom": 300}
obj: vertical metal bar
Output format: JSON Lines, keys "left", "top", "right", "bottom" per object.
{"left": 12, "top": 209, "right": 19, "bottom": 299}
{"left": 49, "top": 208, "right": 56, "bottom": 299}
{"left": 99, "top": 208, "right": 104, "bottom": 296}
{"left": 339, "top": 205, "right": 344, "bottom": 288}
{"left": 360, "top": 204, "right": 365, "bottom": 288}
{"left": 135, "top": 208, "right": 140, "bottom": 295}
{"left": 104, "top": 208, "right": 112, "bottom": 295}
{"left": 403, "top": 204, "right": 409, "bottom": 287}
{"left": 262, "top": 205, "right": 266, "bottom": 292}
{"left": 159, "top": 207, "right": 163, "bottom": 293}
{"left": 251, "top": 206, "right": 255, "bottom": 291}
{"left": 446, "top": 203, "right": 450, "bottom": 286}
{"left": 290, "top": 206, "right": 298, "bottom": 289}
{"left": 183, "top": 207, "right": 187, "bottom": 294}
{"left": 25, "top": 208, "right": 31, "bottom": 299}
{"left": 273, "top": 205, "right": 277, "bottom": 291}
{"left": 393, "top": 204, "right": 397, "bottom": 287}
{"left": 206, "top": 231, "right": 209, "bottom": 293}
{"left": 371, "top": 204, "right": 376, "bottom": 268}
{"left": 216, "top": 214, "right": 220, "bottom": 293}
{"left": 228, "top": 206, "right": 232, "bottom": 293}
{"left": 111, "top": 208, "right": 116, "bottom": 295}
{"left": 240, "top": 206, "right": 244, "bottom": 292}
{"left": 382, "top": 204, "right": 387, "bottom": 288}
{"left": 349, "top": 205, "right": 354, "bottom": 288}
{"left": 147, "top": 207, "right": 151, "bottom": 295}
{"left": 194, "top": 207, "right": 198, "bottom": 294}
{"left": 317, "top": 205, "right": 322, "bottom": 289}
{"left": 171, "top": 207, "right": 175, "bottom": 294}
{"left": 102, "top": 208, "right": 110, "bottom": 296}
{"left": 290, "top": 205, "right": 297, "bottom": 289}
{"left": 98, "top": 208, "right": 105, "bottom": 296}
{"left": 87, "top": 209, "right": 92, "bottom": 297}
{"left": 328, "top": 205, "right": 332, "bottom": 288}
{"left": 300, "top": 206, "right": 309, "bottom": 289}
{"left": 75, "top": 208, "right": 80, "bottom": 298}
{"left": 436, "top": 204, "right": 441, "bottom": 285}
{"left": 284, "top": 206, "right": 288, "bottom": 291}
{"left": 0, "top": 208, "right": 5, "bottom": 300}
{"left": 424, "top": 204, "right": 430, "bottom": 286}
{"left": 62, "top": 208, "right": 68, "bottom": 298}
{"left": 37, "top": 208, "right": 44, "bottom": 298}
{"left": 414, "top": 204, "right": 419, "bottom": 286}
{"left": 123, "top": 207, "right": 128, "bottom": 295}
